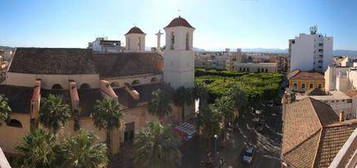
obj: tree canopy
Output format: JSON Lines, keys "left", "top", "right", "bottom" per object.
{"left": 40, "top": 94, "right": 71, "bottom": 134}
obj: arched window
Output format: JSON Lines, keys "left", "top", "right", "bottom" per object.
{"left": 131, "top": 80, "right": 140, "bottom": 85}
{"left": 257, "top": 68, "right": 260, "bottom": 73}
{"left": 302, "top": 84, "right": 305, "bottom": 89}
{"left": 170, "top": 32, "right": 175, "bottom": 50}
{"left": 151, "top": 77, "right": 158, "bottom": 83}
{"left": 127, "top": 38, "right": 131, "bottom": 50}
{"left": 80, "top": 83, "right": 90, "bottom": 89}
{"left": 310, "top": 84, "right": 313, "bottom": 89}
{"left": 138, "top": 37, "right": 141, "bottom": 50}
{"left": 52, "top": 84, "right": 63, "bottom": 90}
{"left": 110, "top": 82, "right": 120, "bottom": 88}
{"left": 265, "top": 69, "right": 268, "bottom": 73}
{"left": 186, "top": 32, "right": 190, "bottom": 50}
{"left": 293, "top": 83, "right": 297, "bottom": 90}
{"left": 7, "top": 119, "right": 23, "bottom": 128}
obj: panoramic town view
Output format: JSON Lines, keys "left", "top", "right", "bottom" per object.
{"left": 0, "top": 0, "right": 356, "bottom": 168}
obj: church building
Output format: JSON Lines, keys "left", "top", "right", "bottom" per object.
{"left": 0, "top": 16, "right": 195, "bottom": 155}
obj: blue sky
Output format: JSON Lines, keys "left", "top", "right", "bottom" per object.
{"left": 1, "top": 0, "right": 357, "bottom": 50}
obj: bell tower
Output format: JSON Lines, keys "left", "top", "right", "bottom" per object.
{"left": 125, "top": 26, "right": 146, "bottom": 52}
{"left": 163, "top": 16, "right": 195, "bottom": 89}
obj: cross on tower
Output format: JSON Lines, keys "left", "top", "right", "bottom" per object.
{"left": 155, "top": 30, "right": 163, "bottom": 51}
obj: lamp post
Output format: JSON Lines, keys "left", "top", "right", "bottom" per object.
{"left": 214, "top": 134, "right": 218, "bottom": 167}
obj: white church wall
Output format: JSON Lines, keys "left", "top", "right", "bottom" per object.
{"left": 5, "top": 72, "right": 100, "bottom": 89}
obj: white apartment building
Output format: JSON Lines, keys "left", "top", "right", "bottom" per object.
{"left": 289, "top": 26, "right": 333, "bottom": 72}
{"left": 88, "top": 37, "right": 124, "bottom": 53}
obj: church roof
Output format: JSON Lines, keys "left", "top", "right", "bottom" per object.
{"left": 165, "top": 16, "right": 194, "bottom": 29}
{"left": 9, "top": 48, "right": 97, "bottom": 74}
{"left": 126, "top": 26, "right": 145, "bottom": 35}
{"left": 93, "top": 52, "right": 163, "bottom": 78}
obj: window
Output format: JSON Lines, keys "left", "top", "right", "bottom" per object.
{"left": 151, "top": 77, "right": 158, "bottom": 83}
{"left": 127, "top": 38, "right": 131, "bottom": 50}
{"left": 265, "top": 69, "right": 268, "bottom": 72}
{"left": 318, "top": 49, "right": 323, "bottom": 52}
{"left": 7, "top": 119, "right": 23, "bottom": 128}
{"left": 52, "top": 84, "right": 63, "bottom": 90}
{"left": 318, "top": 84, "right": 322, "bottom": 88}
{"left": 170, "top": 32, "right": 175, "bottom": 50}
{"left": 336, "top": 100, "right": 339, "bottom": 103}
{"left": 138, "top": 37, "right": 141, "bottom": 50}
{"left": 80, "top": 83, "right": 90, "bottom": 89}
{"left": 347, "top": 99, "right": 352, "bottom": 103}
{"left": 110, "top": 82, "right": 120, "bottom": 88}
{"left": 293, "top": 83, "right": 297, "bottom": 90}
{"left": 302, "top": 84, "right": 305, "bottom": 89}
{"left": 186, "top": 32, "right": 190, "bottom": 50}
{"left": 131, "top": 80, "right": 140, "bottom": 85}
{"left": 310, "top": 84, "right": 313, "bottom": 88}
{"left": 319, "top": 43, "right": 323, "bottom": 46}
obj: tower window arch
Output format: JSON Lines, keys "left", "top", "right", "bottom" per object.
{"left": 138, "top": 37, "right": 141, "bottom": 50}
{"left": 186, "top": 32, "right": 190, "bottom": 50}
{"left": 170, "top": 32, "right": 175, "bottom": 50}
{"left": 127, "top": 38, "right": 131, "bottom": 50}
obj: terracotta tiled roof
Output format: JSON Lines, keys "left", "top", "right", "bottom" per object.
{"left": 282, "top": 97, "right": 357, "bottom": 168}
{"left": 290, "top": 71, "right": 324, "bottom": 80}
{"left": 9, "top": 48, "right": 97, "bottom": 74}
{"left": 314, "top": 122, "right": 357, "bottom": 168}
{"left": 165, "top": 16, "right": 194, "bottom": 29}
{"left": 305, "top": 88, "right": 326, "bottom": 96}
{"left": 343, "top": 89, "right": 357, "bottom": 97}
{"left": 126, "top": 26, "right": 145, "bottom": 35}
{"left": 93, "top": 52, "right": 163, "bottom": 78}
{"left": 114, "top": 83, "right": 163, "bottom": 108}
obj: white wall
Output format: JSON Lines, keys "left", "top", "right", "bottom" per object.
{"left": 5, "top": 72, "right": 100, "bottom": 89}
{"left": 125, "top": 34, "right": 145, "bottom": 52}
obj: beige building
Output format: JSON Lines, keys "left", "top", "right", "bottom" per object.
{"left": 0, "top": 17, "right": 195, "bottom": 155}
{"left": 233, "top": 62, "right": 277, "bottom": 73}
{"left": 288, "top": 70, "right": 325, "bottom": 92}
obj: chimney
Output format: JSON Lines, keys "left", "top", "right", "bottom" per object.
{"left": 339, "top": 111, "right": 345, "bottom": 122}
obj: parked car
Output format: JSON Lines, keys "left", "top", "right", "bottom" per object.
{"left": 241, "top": 147, "right": 255, "bottom": 164}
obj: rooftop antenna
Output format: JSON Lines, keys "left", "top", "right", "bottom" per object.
{"left": 310, "top": 25, "right": 318, "bottom": 35}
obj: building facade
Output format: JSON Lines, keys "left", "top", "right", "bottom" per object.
{"left": 0, "top": 17, "right": 195, "bottom": 155}
{"left": 289, "top": 26, "right": 333, "bottom": 72}
{"left": 288, "top": 71, "right": 325, "bottom": 92}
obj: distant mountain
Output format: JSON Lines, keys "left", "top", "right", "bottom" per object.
{"left": 333, "top": 50, "right": 357, "bottom": 56}
{"left": 242, "top": 48, "right": 288, "bottom": 53}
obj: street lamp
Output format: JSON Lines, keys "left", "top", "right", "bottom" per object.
{"left": 214, "top": 134, "right": 218, "bottom": 167}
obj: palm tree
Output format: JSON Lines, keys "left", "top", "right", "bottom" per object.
{"left": 214, "top": 96, "right": 236, "bottom": 126}
{"left": 229, "top": 87, "right": 248, "bottom": 116}
{"left": 134, "top": 121, "right": 182, "bottom": 168}
{"left": 60, "top": 130, "right": 108, "bottom": 168}
{"left": 193, "top": 82, "right": 209, "bottom": 106}
{"left": 15, "top": 129, "right": 60, "bottom": 168}
{"left": 0, "top": 95, "right": 11, "bottom": 123}
{"left": 199, "top": 104, "right": 223, "bottom": 139}
{"left": 92, "top": 98, "right": 123, "bottom": 152}
{"left": 40, "top": 94, "right": 71, "bottom": 134}
{"left": 173, "top": 87, "right": 193, "bottom": 121}
{"left": 148, "top": 89, "right": 172, "bottom": 120}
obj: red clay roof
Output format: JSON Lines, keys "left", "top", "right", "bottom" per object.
{"left": 290, "top": 71, "right": 324, "bottom": 80}
{"left": 126, "top": 26, "right": 145, "bottom": 35}
{"left": 282, "top": 97, "right": 357, "bottom": 168}
{"left": 165, "top": 16, "right": 194, "bottom": 29}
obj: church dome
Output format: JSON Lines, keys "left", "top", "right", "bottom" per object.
{"left": 165, "top": 16, "right": 194, "bottom": 29}
{"left": 126, "top": 26, "right": 145, "bottom": 35}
